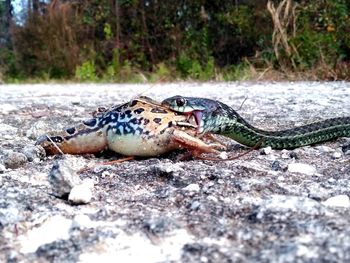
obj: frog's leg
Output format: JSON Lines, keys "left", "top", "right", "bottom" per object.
{"left": 36, "top": 126, "right": 108, "bottom": 155}
{"left": 170, "top": 129, "right": 222, "bottom": 156}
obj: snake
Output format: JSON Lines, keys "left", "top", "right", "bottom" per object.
{"left": 162, "top": 95, "right": 350, "bottom": 149}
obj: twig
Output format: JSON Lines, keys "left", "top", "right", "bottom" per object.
{"left": 77, "top": 156, "right": 134, "bottom": 173}
{"left": 46, "top": 135, "right": 65, "bottom": 155}
{"left": 238, "top": 97, "right": 248, "bottom": 111}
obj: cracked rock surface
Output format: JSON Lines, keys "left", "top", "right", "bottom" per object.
{"left": 0, "top": 82, "right": 349, "bottom": 262}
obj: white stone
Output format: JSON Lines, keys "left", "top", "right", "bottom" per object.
{"left": 49, "top": 159, "right": 83, "bottom": 197}
{"left": 322, "top": 195, "right": 350, "bottom": 208}
{"left": 82, "top": 178, "right": 95, "bottom": 189}
{"left": 277, "top": 175, "right": 285, "bottom": 181}
{"left": 0, "top": 104, "right": 17, "bottom": 114}
{"left": 0, "top": 163, "right": 6, "bottom": 173}
{"left": 19, "top": 215, "right": 72, "bottom": 253}
{"left": 0, "top": 207, "right": 21, "bottom": 225}
{"left": 153, "top": 162, "right": 184, "bottom": 175}
{"left": 316, "top": 145, "right": 334, "bottom": 153}
{"left": 281, "top": 150, "right": 290, "bottom": 159}
{"left": 72, "top": 214, "right": 94, "bottom": 229}
{"left": 78, "top": 229, "right": 192, "bottom": 263}
{"left": 69, "top": 181, "right": 94, "bottom": 204}
{"left": 25, "top": 120, "right": 49, "bottom": 140}
{"left": 262, "top": 146, "right": 272, "bottom": 155}
{"left": 261, "top": 195, "right": 322, "bottom": 215}
{"left": 296, "top": 245, "right": 310, "bottom": 257}
{"left": 207, "top": 195, "right": 218, "bottom": 202}
{"left": 183, "top": 183, "right": 200, "bottom": 192}
{"left": 287, "top": 163, "right": 316, "bottom": 175}
{"left": 332, "top": 152, "right": 342, "bottom": 159}
{"left": 219, "top": 152, "right": 228, "bottom": 159}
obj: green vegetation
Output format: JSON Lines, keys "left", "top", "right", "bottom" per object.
{"left": 0, "top": 0, "right": 349, "bottom": 83}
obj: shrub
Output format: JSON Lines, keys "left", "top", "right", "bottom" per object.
{"left": 75, "top": 61, "right": 97, "bottom": 82}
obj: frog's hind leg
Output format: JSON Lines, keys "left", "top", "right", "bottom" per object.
{"left": 171, "top": 130, "right": 221, "bottom": 157}
{"left": 36, "top": 126, "right": 108, "bottom": 155}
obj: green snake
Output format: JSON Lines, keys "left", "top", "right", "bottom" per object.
{"left": 162, "top": 96, "right": 350, "bottom": 149}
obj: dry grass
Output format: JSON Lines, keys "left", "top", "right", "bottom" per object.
{"left": 267, "top": 0, "right": 299, "bottom": 71}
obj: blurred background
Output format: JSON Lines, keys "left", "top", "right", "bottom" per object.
{"left": 0, "top": 0, "right": 349, "bottom": 83}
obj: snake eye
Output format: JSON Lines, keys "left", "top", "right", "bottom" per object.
{"left": 175, "top": 97, "right": 186, "bottom": 107}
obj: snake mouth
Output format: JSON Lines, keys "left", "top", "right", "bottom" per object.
{"left": 192, "top": 111, "right": 203, "bottom": 125}
{"left": 176, "top": 110, "right": 204, "bottom": 133}
{"left": 189, "top": 110, "right": 204, "bottom": 133}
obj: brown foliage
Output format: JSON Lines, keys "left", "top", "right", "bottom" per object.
{"left": 11, "top": 0, "right": 83, "bottom": 77}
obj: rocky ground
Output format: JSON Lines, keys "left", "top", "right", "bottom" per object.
{"left": 0, "top": 82, "right": 349, "bottom": 263}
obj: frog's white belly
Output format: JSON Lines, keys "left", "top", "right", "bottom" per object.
{"left": 107, "top": 131, "right": 177, "bottom": 156}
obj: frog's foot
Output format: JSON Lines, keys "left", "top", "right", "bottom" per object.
{"left": 201, "top": 133, "right": 227, "bottom": 151}
{"left": 170, "top": 129, "right": 220, "bottom": 157}
{"left": 207, "top": 142, "right": 227, "bottom": 151}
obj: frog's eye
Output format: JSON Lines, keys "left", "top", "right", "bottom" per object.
{"left": 175, "top": 97, "right": 186, "bottom": 107}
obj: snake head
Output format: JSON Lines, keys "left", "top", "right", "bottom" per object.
{"left": 162, "top": 95, "right": 220, "bottom": 133}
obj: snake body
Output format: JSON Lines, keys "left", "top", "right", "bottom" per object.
{"left": 162, "top": 96, "right": 350, "bottom": 149}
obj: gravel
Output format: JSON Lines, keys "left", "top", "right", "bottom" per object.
{"left": 0, "top": 82, "right": 349, "bottom": 262}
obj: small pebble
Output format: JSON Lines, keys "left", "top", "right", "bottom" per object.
{"left": 72, "top": 214, "right": 94, "bottom": 229}
{"left": 277, "top": 175, "right": 285, "bottom": 181}
{"left": 331, "top": 152, "right": 342, "bottom": 159}
{"left": 328, "top": 178, "right": 336, "bottom": 183}
{"left": 152, "top": 162, "right": 183, "bottom": 176}
{"left": 271, "top": 160, "right": 281, "bottom": 171}
{"left": 48, "top": 159, "right": 82, "bottom": 197}
{"left": 190, "top": 200, "right": 201, "bottom": 211}
{"left": 261, "top": 146, "right": 272, "bottom": 155}
{"left": 0, "top": 206, "right": 22, "bottom": 225}
{"left": 281, "top": 150, "right": 290, "bottom": 159}
{"left": 3, "top": 151, "right": 28, "bottom": 169}
{"left": 219, "top": 152, "right": 228, "bottom": 159}
{"left": 289, "top": 152, "right": 298, "bottom": 159}
{"left": 287, "top": 163, "right": 316, "bottom": 176}
{"left": 0, "top": 104, "right": 17, "bottom": 114}
{"left": 207, "top": 195, "right": 218, "bottom": 202}
{"left": 68, "top": 179, "right": 94, "bottom": 205}
{"left": 69, "top": 183, "right": 93, "bottom": 204}
{"left": 322, "top": 195, "right": 350, "bottom": 208}
{"left": 316, "top": 145, "right": 334, "bottom": 153}
{"left": 21, "top": 146, "right": 46, "bottom": 162}
{"left": 19, "top": 215, "right": 72, "bottom": 254}
{"left": 26, "top": 120, "right": 53, "bottom": 140}
{"left": 0, "top": 163, "right": 6, "bottom": 173}
{"left": 341, "top": 144, "right": 350, "bottom": 154}
{"left": 183, "top": 183, "right": 200, "bottom": 192}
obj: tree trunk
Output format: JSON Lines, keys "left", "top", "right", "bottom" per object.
{"left": 32, "top": 0, "right": 40, "bottom": 13}
{"left": 2, "top": 0, "right": 13, "bottom": 47}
